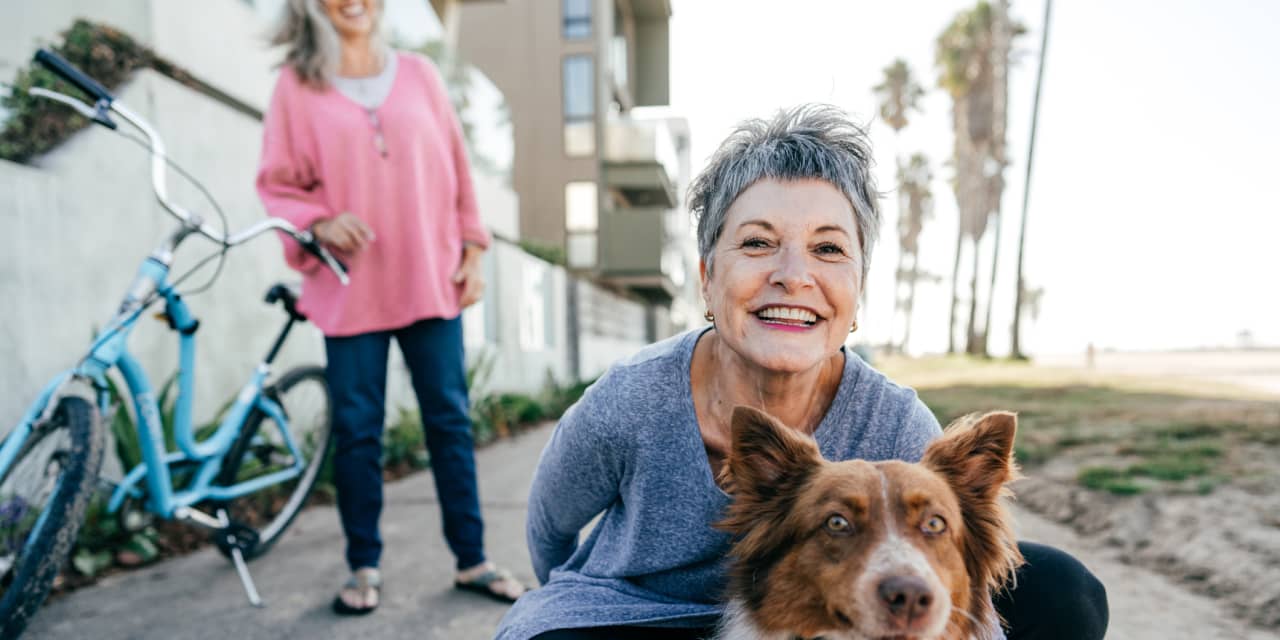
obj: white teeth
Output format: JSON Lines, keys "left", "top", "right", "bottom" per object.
{"left": 756, "top": 307, "right": 817, "bottom": 323}
{"left": 341, "top": 5, "right": 366, "bottom": 17}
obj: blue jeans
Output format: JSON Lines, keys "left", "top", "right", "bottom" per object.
{"left": 324, "top": 316, "right": 486, "bottom": 571}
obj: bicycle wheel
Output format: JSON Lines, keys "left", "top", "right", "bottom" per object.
{"left": 0, "top": 396, "right": 103, "bottom": 638}
{"left": 215, "top": 366, "right": 331, "bottom": 559}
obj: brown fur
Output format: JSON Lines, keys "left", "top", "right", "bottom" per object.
{"left": 716, "top": 406, "right": 1024, "bottom": 639}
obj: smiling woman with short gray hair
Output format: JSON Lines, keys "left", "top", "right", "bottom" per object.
{"left": 497, "top": 105, "right": 1108, "bottom": 640}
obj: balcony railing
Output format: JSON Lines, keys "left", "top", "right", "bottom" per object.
{"left": 602, "top": 116, "right": 677, "bottom": 208}
{"left": 597, "top": 206, "right": 683, "bottom": 303}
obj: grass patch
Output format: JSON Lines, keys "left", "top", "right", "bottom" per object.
{"left": 1078, "top": 467, "right": 1145, "bottom": 496}
{"left": 910, "top": 377, "right": 1278, "bottom": 497}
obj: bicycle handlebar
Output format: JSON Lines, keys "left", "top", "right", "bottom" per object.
{"left": 34, "top": 49, "right": 114, "bottom": 104}
{"left": 29, "top": 48, "right": 350, "bottom": 286}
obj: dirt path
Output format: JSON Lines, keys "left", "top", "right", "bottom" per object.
{"left": 1012, "top": 503, "right": 1278, "bottom": 640}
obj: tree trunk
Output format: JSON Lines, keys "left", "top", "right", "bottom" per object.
{"left": 1012, "top": 0, "right": 1052, "bottom": 360}
{"left": 982, "top": 0, "right": 1009, "bottom": 358}
{"left": 948, "top": 224, "right": 964, "bottom": 354}
{"left": 903, "top": 248, "right": 921, "bottom": 353}
{"left": 965, "top": 232, "right": 983, "bottom": 356}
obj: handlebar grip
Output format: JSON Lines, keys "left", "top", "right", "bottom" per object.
{"left": 34, "top": 49, "right": 114, "bottom": 103}
{"left": 298, "top": 234, "right": 349, "bottom": 284}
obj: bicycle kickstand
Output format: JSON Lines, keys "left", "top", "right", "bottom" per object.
{"left": 216, "top": 508, "right": 265, "bottom": 607}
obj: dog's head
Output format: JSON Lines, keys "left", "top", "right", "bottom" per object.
{"left": 717, "top": 407, "right": 1023, "bottom": 640}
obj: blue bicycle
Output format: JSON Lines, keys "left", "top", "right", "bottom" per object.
{"left": 0, "top": 50, "right": 349, "bottom": 636}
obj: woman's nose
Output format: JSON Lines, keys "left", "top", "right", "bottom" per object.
{"left": 768, "top": 247, "right": 815, "bottom": 291}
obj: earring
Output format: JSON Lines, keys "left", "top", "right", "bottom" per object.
{"left": 704, "top": 310, "right": 715, "bottom": 323}
{"left": 849, "top": 320, "right": 859, "bottom": 334}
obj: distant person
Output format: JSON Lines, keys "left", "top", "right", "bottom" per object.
{"left": 497, "top": 106, "right": 1108, "bottom": 639}
{"left": 256, "top": 0, "right": 525, "bottom": 615}
{"left": 1087, "top": 342, "right": 1097, "bottom": 369}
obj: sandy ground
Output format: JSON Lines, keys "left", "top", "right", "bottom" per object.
{"left": 1037, "top": 349, "right": 1280, "bottom": 396}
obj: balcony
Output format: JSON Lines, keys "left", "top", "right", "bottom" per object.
{"left": 602, "top": 116, "right": 678, "bottom": 209}
{"left": 597, "top": 207, "right": 684, "bottom": 303}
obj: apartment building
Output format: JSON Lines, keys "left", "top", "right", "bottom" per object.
{"left": 452, "top": 0, "right": 694, "bottom": 342}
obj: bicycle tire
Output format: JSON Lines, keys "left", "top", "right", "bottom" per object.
{"left": 214, "top": 366, "right": 332, "bottom": 559}
{"left": 0, "top": 396, "right": 103, "bottom": 638}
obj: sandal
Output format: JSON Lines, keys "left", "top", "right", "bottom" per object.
{"left": 454, "top": 564, "right": 527, "bottom": 603}
{"left": 332, "top": 567, "right": 382, "bottom": 615}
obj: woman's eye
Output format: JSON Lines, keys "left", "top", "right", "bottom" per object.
{"left": 921, "top": 515, "right": 947, "bottom": 535}
{"left": 740, "top": 237, "right": 771, "bottom": 249}
{"left": 816, "top": 243, "right": 847, "bottom": 256}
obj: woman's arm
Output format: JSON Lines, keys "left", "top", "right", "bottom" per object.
{"left": 526, "top": 395, "right": 625, "bottom": 584}
{"left": 255, "top": 73, "right": 331, "bottom": 272}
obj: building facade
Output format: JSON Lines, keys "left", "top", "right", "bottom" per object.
{"left": 453, "top": 0, "right": 696, "bottom": 346}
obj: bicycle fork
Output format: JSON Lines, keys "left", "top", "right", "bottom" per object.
{"left": 173, "top": 506, "right": 264, "bottom": 607}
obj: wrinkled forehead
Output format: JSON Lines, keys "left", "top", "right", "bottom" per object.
{"left": 808, "top": 460, "right": 961, "bottom": 516}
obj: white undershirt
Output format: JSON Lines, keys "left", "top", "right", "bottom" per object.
{"left": 331, "top": 49, "right": 398, "bottom": 110}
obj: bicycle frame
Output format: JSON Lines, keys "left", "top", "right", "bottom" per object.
{"left": 1, "top": 251, "right": 306, "bottom": 521}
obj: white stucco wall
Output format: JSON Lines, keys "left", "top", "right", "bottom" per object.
{"left": 0, "top": 70, "right": 327, "bottom": 433}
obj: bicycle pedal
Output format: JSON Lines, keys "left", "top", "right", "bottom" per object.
{"left": 213, "top": 521, "right": 260, "bottom": 558}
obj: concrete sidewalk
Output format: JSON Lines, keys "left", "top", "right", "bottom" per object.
{"left": 26, "top": 420, "right": 1278, "bottom": 640}
{"left": 26, "top": 425, "right": 554, "bottom": 640}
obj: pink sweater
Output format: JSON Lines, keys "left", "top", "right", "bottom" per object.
{"left": 255, "top": 52, "right": 490, "bottom": 337}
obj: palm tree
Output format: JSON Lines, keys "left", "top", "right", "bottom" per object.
{"left": 874, "top": 59, "right": 925, "bottom": 133}
{"left": 897, "top": 153, "right": 934, "bottom": 353}
{"left": 873, "top": 59, "right": 924, "bottom": 351}
{"left": 936, "top": 1, "right": 1019, "bottom": 356}
{"left": 1012, "top": 0, "right": 1053, "bottom": 359}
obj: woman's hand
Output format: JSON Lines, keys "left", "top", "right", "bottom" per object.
{"left": 312, "top": 213, "right": 374, "bottom": 254}
{"left": 454, "top": 244, "right": 485, "bottom": 308}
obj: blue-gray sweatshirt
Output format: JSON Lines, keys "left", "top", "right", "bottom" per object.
{"left": 495, "top": 328, "right": 943, "bottom": 639}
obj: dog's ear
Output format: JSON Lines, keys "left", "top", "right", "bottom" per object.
{"left": 922, "top": 411, "right": 1018, "bottom": 497}
{"left": 720, "top": 405, "right": 823, "bottom": 496}
{"left": 922, "top": 411, "right": 1024, "bottom": 605}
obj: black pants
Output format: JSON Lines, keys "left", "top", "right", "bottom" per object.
{"left": 532, "top": 542, "right": 1108, "bottom": 640}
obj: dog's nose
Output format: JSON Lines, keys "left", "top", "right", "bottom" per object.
{"left": 877, "top": 575, "right": 933, "bottom": 620}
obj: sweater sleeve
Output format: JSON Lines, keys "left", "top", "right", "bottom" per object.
{"left": 420, "top": 56, "right": 491, "bottom": 249}
{"left": 255, "top": 71, "right": 331, "bottom": 273}
{"left": 525, "top": 386, "right": 624, "bottom": 584}
{"left": 897, "top": 396, "right": 944, "bottom": 463}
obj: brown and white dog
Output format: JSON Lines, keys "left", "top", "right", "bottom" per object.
{"left": 714, "top": 407, "right": 1024, "bottom": 640}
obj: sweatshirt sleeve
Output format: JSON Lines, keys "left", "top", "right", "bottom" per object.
{"left": 420, "top": 56, "right": 491, "bottom": 249}
{"left": 255, "top": 71, "right": 331, "bottom": 273}
{"left": 525, "top": 384, "right": 624, "bottom": 584}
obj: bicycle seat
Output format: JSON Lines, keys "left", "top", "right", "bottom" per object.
{"left": 264, "top": 283, "right": 307, "bottom": 321}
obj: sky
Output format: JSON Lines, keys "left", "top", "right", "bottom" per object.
{"left": 282, "top": 0, "right": 1280, "bottom": 357}
{"left": 668, "top": 0, "right": 1280, "bottom": 356}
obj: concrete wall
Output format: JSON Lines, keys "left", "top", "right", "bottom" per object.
{"left": 0, "top": 69, "right": 323, "bottom": 432}
{"left": 0, "top": 0, "right": 275, "bottom": 112}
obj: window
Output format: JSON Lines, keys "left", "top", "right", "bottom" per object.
{"left": 565, "top": 182, "right": 598, "bottom": 232}
{"left": 565, "top": 181, "right": 598, "bottom": 269}
{"left": 563, "top": 0, "right": 592, "bottom": 39}
{"left": 563, "top": 55, "right": 595, "bottom": 156}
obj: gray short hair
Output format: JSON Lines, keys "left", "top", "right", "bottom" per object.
{"left": 689, "top": 104, "right": 881, "bottom": 283}
{"left": 270, "top": 0, "right": 386, "bottom": 89}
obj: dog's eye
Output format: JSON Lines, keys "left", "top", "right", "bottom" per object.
{"left": 825, "top": 514, "right": 852, "bottom": 534}
{"left": 922, "top": 515, "right": 947, "bottom": 535}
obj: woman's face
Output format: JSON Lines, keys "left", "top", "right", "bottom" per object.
{"left": 702, "top": 178, "right": 863, "bottom": 375}
{"left": 322, "top": 0, "right": 378, "bottom": 41}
